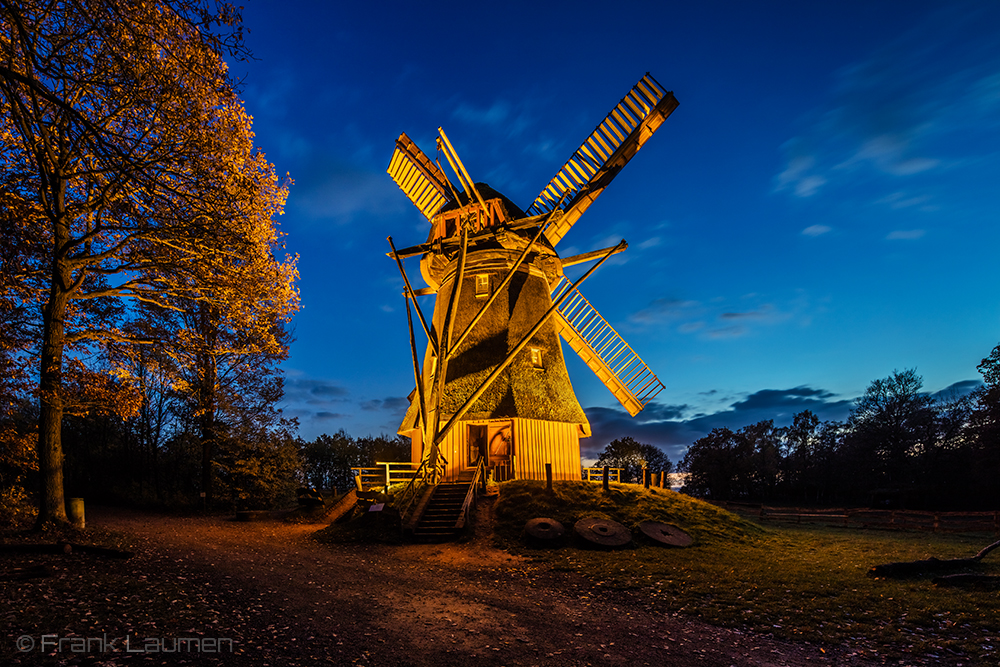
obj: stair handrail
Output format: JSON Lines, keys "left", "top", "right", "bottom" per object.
{"left": 394, "top": 458, "right": 430, "bottom": 523}
{"left": 457, "top": 454, "right": 488, "bottom": 530}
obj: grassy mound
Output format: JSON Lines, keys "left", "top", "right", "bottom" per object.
{"left": 493, "top": 480, "right": 761, "bottom": 548}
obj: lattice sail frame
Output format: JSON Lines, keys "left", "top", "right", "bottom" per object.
{"left": 527, "top": 73, "right": 679, "bottom": 246}
{"left": 387, "top": 133, "right": 454, "bottom": 220}
{"left": 550, "top": 276, "right": 665, "bottom": 416}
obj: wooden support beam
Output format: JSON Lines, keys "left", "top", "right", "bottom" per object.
{"left": 561, "top": 242, "right": 628, "bottom": 268}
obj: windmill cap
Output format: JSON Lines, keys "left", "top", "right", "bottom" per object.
{"left": 437, "top": 182, "right": 527, "bottom": 220}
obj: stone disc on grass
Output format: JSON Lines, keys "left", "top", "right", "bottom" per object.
{"left": 524, "top": 518, "right": 565, "bottom": 542}
{"left": 638, "top": 521, "right": 693, "bottom": 547}
{"left": 574, "top": 517, "right": 631, "bottom": 547}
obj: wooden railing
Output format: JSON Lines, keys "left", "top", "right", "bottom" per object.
{"left": 456, "top": 455, "right": 488, "bottom": 530}
{"left": 351, "top": 461, "right": 422, "bottom": 491}
{"left": 393, "top": 459, "right": 430, "bottom": 525}
{"left": 711, "top": 502, "right": 1000, "bottom": 534}
{"left": 582, "top": 467, "right": 622, "bottom": 483}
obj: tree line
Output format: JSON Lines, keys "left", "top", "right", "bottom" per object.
{"left": 592, "top": 436, "right": 673, "bottom": 484}
{"left": 680, "top": 348, "right": 1000, "bottom": 510}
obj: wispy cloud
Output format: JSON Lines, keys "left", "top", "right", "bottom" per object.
{"left": 877, "top": 192, "right": 933, "bottom": 209}
{"left": 630, "top": 298, "right": 701, "bottom": 324}
{"left": 802, "top": 224, "right": 832, "bottom": 236}
{"left": 930, "top": 380, "right": 983, "bottom": 402}
{"left": 630, "top": 293, "right": 808, "bottom": 340}
{"left": 360, "top": 397, "right": 410, "bottom": 414}
{"left": 282, "top": 373, "right": 413, "bottom": 440}
{"left": 719, "top": 304, "right": 782, "bottom": 322}
{"left": 774, "top": 3, "right": 1000, "bottom": 201}
{"left": 452, "top": 100, "right": 511, "bottom": 126}
{"left": 886, "top": 229, "right": 925, "bottom": 240}
{"left": 290, "top": 161, "right": 406, "bottom": 224}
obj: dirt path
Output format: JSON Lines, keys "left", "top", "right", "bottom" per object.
{"left": 14, "top": 505, "right": 893, "bottom": 666}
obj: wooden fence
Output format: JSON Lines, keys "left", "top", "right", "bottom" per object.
{"left": 582, "top": 467, "right": 623, "bottom": 483}
{"left": 351, "top": 462, "right": 421, "bottom": 491}
{"left": 711, "top": 501, "right": 1000, "bottom": 534}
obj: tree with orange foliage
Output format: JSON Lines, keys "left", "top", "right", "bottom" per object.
{"left": 0, "top": 0, "right": 298, "bottom": 526}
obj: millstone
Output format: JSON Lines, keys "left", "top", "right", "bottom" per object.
{"left": 524, "top": 517, "right": 565, "bottom": 541}
{"left": 573, "top": 517, "right": 631, "bottom": 547}
{"left": 638, "top": 521, "right": 693, "bottom": 547}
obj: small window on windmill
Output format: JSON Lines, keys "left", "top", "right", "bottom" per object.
{"left": 529, "top": 347, "right": 544, "bottom": 370}
{"left": 475, "top": 273, "right": 490, "bottom": 298}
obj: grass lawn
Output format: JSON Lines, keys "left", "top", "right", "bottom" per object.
{"left": 493, "top": 480, "right": 1000, "bottom": 664}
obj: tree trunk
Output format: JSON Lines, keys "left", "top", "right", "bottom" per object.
{"left": 869, "top": 538, "right": 1000, "bottom": 578}
{"left": 35, "top": 269, "right": 70, "bottom": 527}
{"left": 33, "top": 138, "right": 74, "bottom": 528}
{"left": 198, "top": 304, "right": 218, "bottom": 509}
{"left": 200, "top": 408, "right": 214, "bottom": 509}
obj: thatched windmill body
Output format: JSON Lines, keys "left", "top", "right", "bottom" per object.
{"left": 387, "top": 74, "right": 678, "bottom": 483}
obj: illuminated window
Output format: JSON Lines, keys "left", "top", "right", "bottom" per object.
{"left": 530, "top": 347, "right": 543, "bottom": 369}
{"left": 475, "top": 273, "right": 490, "bottom": 297}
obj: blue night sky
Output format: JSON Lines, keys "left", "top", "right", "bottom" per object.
{"left": 232, "top": 1, "right": 1000, "bottom": 464}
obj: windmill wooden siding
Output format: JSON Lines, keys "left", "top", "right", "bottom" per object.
{"left": 512, "top": 419, "right": 582, "bottom": 481}
{"left": 405, "top": 418, "right": 582, "bottom": 482}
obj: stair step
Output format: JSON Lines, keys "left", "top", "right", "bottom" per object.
{"left": 410, "top": 477, "right": 480, "bottom": 542}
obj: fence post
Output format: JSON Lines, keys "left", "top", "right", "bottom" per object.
{"left": 603, "top": 465, "right": 609, "bottom": 492}
{"left": 545, "top": 463, "right": 553, "bottom": 494}
{"left": 643, "top": 467, "right": 650, "bottom": 489}
{"left": 660, "top": 470, "right": 666, "bottom": 489}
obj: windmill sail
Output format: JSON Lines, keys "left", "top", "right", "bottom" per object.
{"left": 387, "top": 133, "right": 454, "bottom": 221}
{"left": 550, "top": 276, "right": 664, "bottom": 416}
{"left": 527, "top": 73, "right": 679, "bottom": 246}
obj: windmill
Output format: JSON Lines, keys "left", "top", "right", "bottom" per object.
{"left": 387, "top": 73, "right": 677, "bottom": 484}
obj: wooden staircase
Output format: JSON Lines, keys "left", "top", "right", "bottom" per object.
{"left": 410, "top": 470, "right": 477, "bottom": 542}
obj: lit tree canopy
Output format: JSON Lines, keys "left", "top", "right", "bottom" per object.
{"left": 0, "top": 0, "right": 299, "bottom": 525}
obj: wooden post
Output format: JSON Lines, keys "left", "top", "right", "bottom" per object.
{"left": 545, "top": 463, "right": 553, "bottom": 494}
{"left": 643, "top": 467, "right": 650, "bottom": 489}
{"left": 602, "top": 465, "right": 609, "bottom": 492}
{"left": 660, "top": 470, "right": 666, "bottom": 489}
